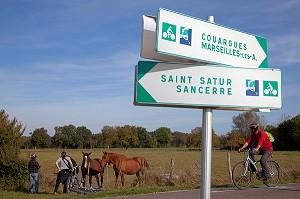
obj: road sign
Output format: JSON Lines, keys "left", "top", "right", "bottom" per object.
{"left": 134, "top": 61, "right": 281, "bottom": 110}
{"left": 156, "top": 8, "right": 268, "bottom": 68}
{"left": 140, "top": 15, "right": 203, "bottom": 64}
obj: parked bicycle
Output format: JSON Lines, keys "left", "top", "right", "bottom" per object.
{"left": 232, "top": 148, "right": 280, "bottom": 190}
{"left": 68, "top": 165, "right": 80, "bottom": 188}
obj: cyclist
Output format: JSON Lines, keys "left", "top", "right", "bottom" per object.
{"left": 238, "top": 123, "right": 273, "bottom": 185}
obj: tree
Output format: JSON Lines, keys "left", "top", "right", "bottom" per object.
{"left": 115, "top": 125, "right": 136, "bottom": 148}
{"left": 97, "top": 125, "right": 118, "bottom": 148}
{"left": 187, "top": 127, "right": 202, "bottom": 148}
{"left": 0, "top": 109, "right": 25, "bottom": 163}
{"left": 186, "top": 127, "right": 219, "bottom": 148}
{"left": 277, "top": 114, "right": 300, "bottom": 150}
{"left": 75, "top": 126, "right": 92, "bottom": 148}
{"left": 232, "top": 111, "right": 264, "bottom": 138}
{"left": 0, "top": 109, "right": 27, "bottom": 190}
{"left": 171, "top": 131, "right": 188, "bottom": 148}
{"left": 30, "top": 128, "right": 51, "bottom": 148}
{"left": 52, "top": 125, "right": 77, "bottom": 148}
{"left": 154, "top": 127, "right": 172, "bottom": 148}
{"left": 224, "top": 131, "right": 245, "bottom": 150}
{"left": 137, "top": 127, "right": 153, "bottom": 148}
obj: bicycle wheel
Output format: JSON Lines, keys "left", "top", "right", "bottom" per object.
{"left": 69, "top": 174, "right": 79, "bottom": 188}
{"left": 232, "top": 161, "right": 253, "bottom": 190}
{"left": 265, "top": 160, "right": 280, "bottom": 187}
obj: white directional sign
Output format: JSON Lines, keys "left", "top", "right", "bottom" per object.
{"left": 140, "top": 15, "right": 203, "bottom": 64}
{"left": 156, "top": 8, "right": 268, "bottom": 68}
{"left": 135, "top": 61, "right": 281, "bottom": 110}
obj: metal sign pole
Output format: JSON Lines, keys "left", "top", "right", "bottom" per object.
{"left": 200, "top": 108, "right": 213, "bottom": 199}
{"left": 200, "top": 16, "right": 214, "bottom": 199}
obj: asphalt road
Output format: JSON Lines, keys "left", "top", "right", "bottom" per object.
{"left": 105, "top": 183, "right": 300, "bottom": 199}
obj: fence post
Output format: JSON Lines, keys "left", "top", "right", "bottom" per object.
{"left": 170, "top": 158, "right": 174, "bottom": 180}
{"left": 227, "top": 153, "right": 233, "bottom": 182}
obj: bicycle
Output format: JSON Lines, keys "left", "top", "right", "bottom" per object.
{"left": 232, "top": 148, "right": 280, "bottom": 190}
{"left": 68, "top": 165, "right": 80, "bottom": 188}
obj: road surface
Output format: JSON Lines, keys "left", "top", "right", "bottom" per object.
{"left": 105, "top": 183, "right": 300, "bottom": 199}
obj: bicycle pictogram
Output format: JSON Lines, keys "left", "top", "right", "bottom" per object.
{"left": 163, "top": 26, "right": 176, "bottom": 41}
{"left": 264, "top": 82, "right": 278, "bottom": 96}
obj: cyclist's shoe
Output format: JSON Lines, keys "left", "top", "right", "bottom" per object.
{"left": 263, "top": 177, "right": 271, "bottom": 185}
{"left": 256, "top": 171, "right": 264, "bottom": 180}
{"left": 250, "top": 165, "right": 256, "bottom": 173}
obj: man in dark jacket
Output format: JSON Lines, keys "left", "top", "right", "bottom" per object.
{"left": 28, "top": 153, "right": 40, "bottom": 194}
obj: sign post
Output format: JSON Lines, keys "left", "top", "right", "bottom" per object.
{"left": 200, "top": 16, "right": 214, "bottom": 199}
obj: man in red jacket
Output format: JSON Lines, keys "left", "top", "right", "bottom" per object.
{"left": 238, "top": 123, "right": 273, "bottom": 185}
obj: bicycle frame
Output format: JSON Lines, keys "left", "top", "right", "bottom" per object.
{"left": 241, "top": 148, "right": 258, "bottom": 175}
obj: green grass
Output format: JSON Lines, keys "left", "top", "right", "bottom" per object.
{"left": 0, "top": 148, "right": 299, "bottom": 199}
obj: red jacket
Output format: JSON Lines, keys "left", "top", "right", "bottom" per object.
{"left": 246, "top": 130, "right": 273, "bottom": 151}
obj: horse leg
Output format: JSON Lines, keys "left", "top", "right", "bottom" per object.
{"left": 100, "top": 172, "right": 104, "bottom": 188}
{"left": 114, "top": 170, "right": 119, "bottom": 188}
{"left": 95, "top": 174, "right": 100, "bottom": 188}
{"left": 89, "top": 174, "right": 93, "bottom": 188}
{"left": 136, "top": 172, "right": 141, "bottom": 186}
{"left": 113, "top": 166, "right": 119, "bottom": 188}
{"left": 121, "top": 173, "right": 125, "bottom": 187}
{"left": 81, "top": 175, "right": 86, "bottom": 188}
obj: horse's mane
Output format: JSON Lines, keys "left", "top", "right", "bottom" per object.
{"left": 104, "top": 152, "right": 130, "bottom": 162}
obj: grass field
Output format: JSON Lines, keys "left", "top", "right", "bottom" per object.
{"left": 0, "top": 148, "right": 299, "bottom": 199}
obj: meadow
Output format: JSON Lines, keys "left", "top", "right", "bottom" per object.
{"left": 1, "top": 148, "right": 299, "bottom": 199}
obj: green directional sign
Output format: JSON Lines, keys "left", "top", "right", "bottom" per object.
{"left": 134, "top": 61, "right": 281, "bottom": 110}
{"left": 156, "top": 8, "right": 268, "bottom": 68}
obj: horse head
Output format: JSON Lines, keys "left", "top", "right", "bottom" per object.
{"left": 101, "top": 151, "right": 112, "bottom": 167}
{"left": 82, "top": 152, "right": 92, "bottom": 169}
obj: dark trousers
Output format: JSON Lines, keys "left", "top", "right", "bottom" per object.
{"left": 250, "top": 150, "right": 273, "bottom": 179}
{"left": 260, "top": 150, "right": 273, "bottom": 179}
{"left": 54, "top": 170, "right": 70, "bottom": 193}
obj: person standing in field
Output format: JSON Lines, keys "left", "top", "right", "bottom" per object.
{"left": 28, "top": 153, "right": 40, "bottom": 194}
{"left": 238, "top": 123, "right": 273, "bottom": 185}
{"left": 54, "top": 150, "right": 73, "bottom": 194}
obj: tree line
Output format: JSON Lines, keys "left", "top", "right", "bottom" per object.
{"left": 1, "top": 109, "right": 299, "bottom": 151}
{"left": 16, "top": 111, "right": 300, "bottom": 151}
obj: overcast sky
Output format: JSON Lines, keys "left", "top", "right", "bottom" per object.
{"left": 0, "top": 0, "right": 299, "bottom": 136}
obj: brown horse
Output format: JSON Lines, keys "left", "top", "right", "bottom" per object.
{"left": 81, "top": 152, "right": 105, "bottom": 188}
{"left": 101, "top": 151, "right": 149, "bottom": 187}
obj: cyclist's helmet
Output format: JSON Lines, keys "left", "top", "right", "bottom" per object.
{"left": 249, "top": 123, "right": 259, "bottom": 130}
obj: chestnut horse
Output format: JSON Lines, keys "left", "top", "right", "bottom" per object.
{"left": 101, "top": 151, "right": 149, "bottom": 187}
{"left": 81, "top": 152, "right": 105, "bottom": 188}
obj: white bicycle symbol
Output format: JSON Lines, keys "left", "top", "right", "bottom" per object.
{"left": 264, "top": 83, "right": 277, "bottom": 95}
{"left": 163, "top": 26, "right": 175, "bottom": 40}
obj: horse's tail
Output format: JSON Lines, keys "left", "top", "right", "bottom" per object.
{"left": 144, "top": 158, "right": 150, "bottom": 169}
{"left": 142, "top": 158, "right": 150, "bottom": 170}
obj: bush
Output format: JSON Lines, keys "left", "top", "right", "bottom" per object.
{"left": 0, "top": 159, "right": 27, "bottom": 191}
{"left": 0, "top": 109, "right": 27, "bottom": 191}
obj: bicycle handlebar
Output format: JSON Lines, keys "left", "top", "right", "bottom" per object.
{"left": 238, "top": 148, "right": 252, "bottom": 153}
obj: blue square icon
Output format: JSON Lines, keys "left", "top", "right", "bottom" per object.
{"left": 180, "top": 27, "right": 192, "bottom": 46}
{"left": 246, "top": 79, "right": 259, "bottom": 96}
